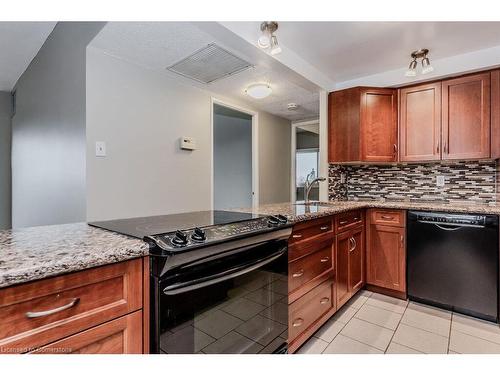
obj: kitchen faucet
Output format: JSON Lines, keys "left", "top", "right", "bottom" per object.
{"left": 303, "top": 170, "right": 326, "bottom": 204}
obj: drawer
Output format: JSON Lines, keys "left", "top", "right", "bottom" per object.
{"left": 335, "top": 210, "right": 363, "bottom": 232}
{"left": 289, "top": 247, "right": 333, "bottom": 293}
{"left": 289, "top": 233, "right": 334, "bottom": 262}
{"left": 31, "top": 311, "right": 143, "bottom": 354}
{"left": 289, "top": 280, "right": 334, "bottom": 342}
{"left": 0, "top": 259, "right": 143, "bottom": 353}
{"left": 289, "top": 217, "right": 333, "bottom": 244}
{"left": 369, "top": 209, "right": 405, "bottom": 227}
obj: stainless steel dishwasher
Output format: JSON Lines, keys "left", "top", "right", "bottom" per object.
{"left": 407, "top": 211, "right": 499, "bottom": 322}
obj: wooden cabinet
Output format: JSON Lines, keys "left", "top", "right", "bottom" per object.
{"left": 399, "top": 82, "right": 442, "bottom": 161}
{"left": 492, "top": 70, "right": 500, "bottom": 160}
{"left": 0, "top": 259, "right": 146, "bottom": 354}
{"left": 287, "top": 216, "right": 336, "bottom": 353}
{"left": 366, "top": 209, "right": 406, "bottom": 295}
{"left": 329, "top": 87, "right": 397, "bottom": 163}
{"left": 442, "top": 72, "right": 491, "bottom": 160}
{"left": 336, "top": 225, "right": 364, "bottom": 309}
{"left": 33, "top": 311, "right": 143, "bottom": 354}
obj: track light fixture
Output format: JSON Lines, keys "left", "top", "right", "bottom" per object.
{"left": 405, "top": 49, "right": 434, "bottom": 77}
{"left": 258, "top": 22, "right": 282, "bottom": 55}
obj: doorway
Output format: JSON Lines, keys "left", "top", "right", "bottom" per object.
{"left": 212, "top": 101, "right": 257, "bottom": 210}
{"left": 291, "top": 120, "right": 320, "bottom": 202}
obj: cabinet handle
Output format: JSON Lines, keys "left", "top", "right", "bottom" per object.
{"left": 381, "top": 215, "right": 393, "bottom": 220}
{"left": 292, "top": 234, "right": 302, "bottom": 239}
{"left": 292, "top": 318, "right": 304, "bottom": 327}
{"left": 401, "top": 235, "right": 404, "bottom": 247}
{"left": 320, "top": 226, "right": 329, "bottom": 231}
{"left": 443, "top": 141, "right": 447, "bottom": 154}
{"left": 25, "top": 298, "right": 80, "bottom": 318}
{"left": 393, "top": 143, "right": 398, "bottom": 157}
{"left": 339, "top": 220, "right": 348, "bottom": 225}
{"left": 436, "top": 142, "right": 440, "bottom": 154}
{"left": 320, "top": 297, "right": 330, "bottom": 305}
{"left": 292, "top": 270, "right": 304, "bottom": 278}
{"left": 349, "top": 237, "right": 357, "bottom": 253}
{"left": 320, "top": 257, "right": 330, "bottom": 263}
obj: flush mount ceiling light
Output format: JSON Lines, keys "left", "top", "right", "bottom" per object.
{"left": 245, "top": 83, "right": 272, "bottom": 99}
{"left": 405, "top": 49, "right": 434, "bottom": 77}
{"left": 257, "top": 22, "right": 282, "bottom": 55}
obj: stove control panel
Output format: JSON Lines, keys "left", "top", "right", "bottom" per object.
{"left": 147, "top": 215, "right": 289, "bottom": 251}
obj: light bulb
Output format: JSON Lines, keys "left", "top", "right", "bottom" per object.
{"left": 270, "top": 35, "right": 282, "bottom": 55}
{"left": 421, "top": 57, "right": 434, "bottom": 74}
{"left": 257, "top": 33, "right": 271, "bottom": 49}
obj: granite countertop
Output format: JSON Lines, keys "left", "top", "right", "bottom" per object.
{"left": 233, "top": 200, "right": 500, "bottom": 223}
{"left": 0, "top": 223, "right": 149, "bottom": 289}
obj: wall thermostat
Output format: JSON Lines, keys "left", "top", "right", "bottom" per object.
{"left": 180, "top": 137, "right": 196, "bottom": 151}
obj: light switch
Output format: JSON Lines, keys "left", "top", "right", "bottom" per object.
{"left": 95, "top": 141, "right": 106, "bottom": 157}
{"left": 436, "top": 175, "right": 445, "bottom": 187}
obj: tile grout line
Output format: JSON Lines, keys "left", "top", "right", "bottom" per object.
{"left": 384, "top": 299, "right": 409, "bottom": 354}
{"left": 447, "top": 312, "right": 454, "bottom": 353}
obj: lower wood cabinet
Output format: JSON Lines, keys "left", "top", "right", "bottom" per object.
{"left": 0, "top": 258, "right": 147, "bottom": 354}
{"left": 336, "top": 225, "right": 364, "bottom": 309}
{"left": 366, "top": 209, "right": 406, "bottom": 294}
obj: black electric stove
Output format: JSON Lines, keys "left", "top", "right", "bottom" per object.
{"left": 90, "top": 210, "right": 292, "bottom": 354}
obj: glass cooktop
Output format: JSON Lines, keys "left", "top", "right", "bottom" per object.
{"left": 89, "top": 210, "right": 264, "bottom": 239}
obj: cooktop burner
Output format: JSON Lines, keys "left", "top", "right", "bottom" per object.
{"left": 89, "top": 210, "right": 264, "bottom": 239}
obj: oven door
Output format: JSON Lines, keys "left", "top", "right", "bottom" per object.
{"left": 155, "top": 239, "right": 288, "bottom": 354}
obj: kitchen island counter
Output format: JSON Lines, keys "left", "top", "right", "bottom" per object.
{"left": 0, "top": 223, "right": 148, "bottom": 288}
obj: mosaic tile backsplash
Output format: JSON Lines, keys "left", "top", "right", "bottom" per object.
{"left": 328, "top": 161, "right": 498, "bottom": 204}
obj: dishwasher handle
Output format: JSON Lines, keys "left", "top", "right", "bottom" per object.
{"left": 417, "top": 220, "right": 485, "bottom": 229}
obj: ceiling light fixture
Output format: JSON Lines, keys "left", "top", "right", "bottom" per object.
{"left": 258, "top": 22, "right": 282, "bottom": 55}
{"left": 245, "top": 83, "right": 272, "bottom": 99}
{"left": 405, "top": 49, "right": 433, "bottom": 77}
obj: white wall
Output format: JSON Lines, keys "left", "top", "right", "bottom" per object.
{"left": 11, "top": 22, "right": 105, "bottom": 228}
{"left": 86, "top": 47, "right": 291, "bottom": 221}
{"left": 0, "top": 91, "right": 11, "bottom": 229}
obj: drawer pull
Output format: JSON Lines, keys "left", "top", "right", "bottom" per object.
{"left": 381, "top": 215, "right": 394, "bottom": 220}
{"left": 339, "top": 220, "right": 348, "bottom": 225}
{"left": 25, "top": 298, "right": 80, "bottom": 318}
{"left": 320, "top": 297, "right": 330, "bottom": 305}
{"left": 320, "top": 226, "right": 329, "bottom": 231}
{"left": 354, "top": 217, "right": 360, "bottom": 221}
{"left": 292, "top": 270, "right": 304, "bottom": 278}
{"left": 292, "top": 318, "right": 304, "bottom": 327}
{"left": 349, "top": 237, "right": 357, "bottom": 252}
{"left": 292, "top": 234, "right": 303, "bottom": 239}
{"left": 320, "top": 257, "right": 330, "bottom": 263}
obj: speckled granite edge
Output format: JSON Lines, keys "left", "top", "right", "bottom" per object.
{"left": 0, "top": 223, "right": 149, "bottom": 289}
{"left": 233, "top": 201, "right": 500, "bottom": 223}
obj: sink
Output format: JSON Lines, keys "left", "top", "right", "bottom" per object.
{"left": 294, "top": 201, "right": 332, "bottom": 207}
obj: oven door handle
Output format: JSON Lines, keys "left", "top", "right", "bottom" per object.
{"left": 162, "top": 247, "right": 287, "bottom": 295}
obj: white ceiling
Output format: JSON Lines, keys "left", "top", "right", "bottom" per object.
{"left": 222, "top": 22, "right": 500, "bottom": 90}
{"left": 0, "top": 22, "right": 56, "bottom": 91}
{"left": 89, "top": 22, "right": 320, "bottom": 121}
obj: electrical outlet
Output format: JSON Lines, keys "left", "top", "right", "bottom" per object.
{"left": 95, "top": 141, "right": 106, "bottom": 157}
{"left": 340, "top": 173, "right": 346, "bottom": 184}
{"left": 436, "top": 175, "right": 445, "bottom": 187}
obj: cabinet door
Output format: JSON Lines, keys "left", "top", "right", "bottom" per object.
{"left": 328, "top": 89, "right": 361, "bottom": 162}
{"left": 399, "top": 83, "right": 442, "bottom": 161}
{"left": 335, "top": 231, "right": 351, "bottom": 308}
{"left": 348, "top": 227, "right": 364, "bottom": 294}
{"left": 442, "top": 72, "right": 491, "bottom": 160}
{"left": 491, "top": 70, "right": 500, "bottom": 160}
{"left": 33, "top": 311, "right": 143, "bottom": 354}
{"left": 366, "top": 225, "right": 405, "bottom": 292}
{"left": 360, "top": 88, "right": 398, "bottom": 162}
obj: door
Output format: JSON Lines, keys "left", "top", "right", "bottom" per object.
{"left": 366, "top": 224, "right": 405, "bottom": 292}
{"left": 360, "top": 88, "right": 398, "bottom": 162}
{"left": 442, "top": 72, "right": 491, "bottom": 160}
{"left": 213, "top": 104, "right": 254, "bottom": 209}
{"left": 348, "top": 227, "right": 364, "bottom": 293}
{"left": 399, "top": 83, "right": 442, "bottom": 161}
{"left": 335, "top": 231, "right": 351, "bottom": 308}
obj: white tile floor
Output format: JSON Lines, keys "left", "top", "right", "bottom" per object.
{"left": 297, "top": 290, "right": 500, "bottom": 354}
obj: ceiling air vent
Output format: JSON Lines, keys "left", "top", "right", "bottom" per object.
{"left": 167, "top": 43, "right": 252, "bottom": 84}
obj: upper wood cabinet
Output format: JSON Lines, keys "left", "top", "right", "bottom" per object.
{"left": 328, "top": 87, "right": 397, "bottom": 163}
{"left": 489, "top": 70, "right": 500, "bottom": 160}
{"left": 442, "top": 72, "right": 491, "bottom": 160}
{"left": 399, "top": 82, "right": 442, "bottom": 161}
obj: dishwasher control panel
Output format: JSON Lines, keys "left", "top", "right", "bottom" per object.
{"left": 408, "top": 211, "right": 498, "bottom": 227}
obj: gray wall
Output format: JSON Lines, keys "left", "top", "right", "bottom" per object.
{"left": 86, "top": 47, "right": 291, "bottom": 221}
{"left": 0, "top": 92, "right": 12, "bottom": 229}
{"left": 11, "top": 22, "right": 105, "bottom": 228}
{"left": 214, "top": 109, "right": 252, "bottom": 210}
